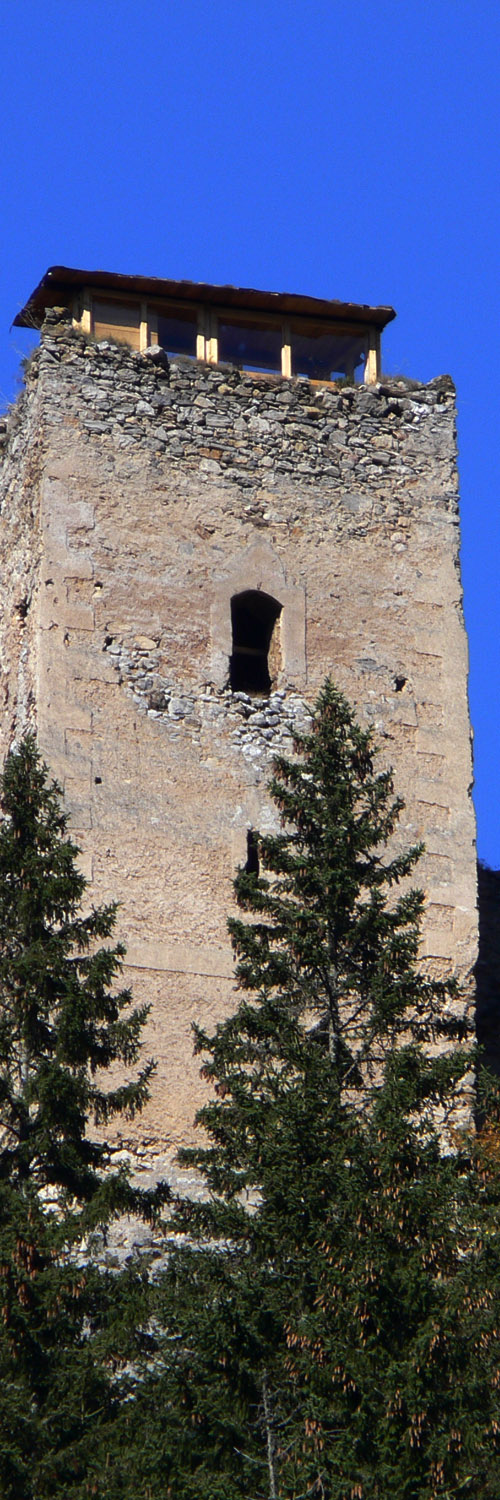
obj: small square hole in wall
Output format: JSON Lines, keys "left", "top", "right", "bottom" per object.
{"left": 244, "top": 829, "right": 260, "bottom": 876}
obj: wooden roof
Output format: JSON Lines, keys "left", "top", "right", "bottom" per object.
{"left": 14, "top": 265, "right": 396, "bottom": 331}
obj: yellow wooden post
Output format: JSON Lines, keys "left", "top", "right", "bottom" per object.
{"left": 80, "top": 290, "right": 92, "bottom": 335}
{"left": 140, "top": 301, "right": 149, "bottom": 352}
{"left": 365, "top": 327, "right": 380, "bottom": 384}
{"left": 207, "top": 310, "right": 218, "bottom": 365}
{"left": 281, "top": 321, "right": 292, "bottom": 378}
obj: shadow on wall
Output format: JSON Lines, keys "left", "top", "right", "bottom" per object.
{"left": 476, "top": 862, "right": 500, "bottom": 1073}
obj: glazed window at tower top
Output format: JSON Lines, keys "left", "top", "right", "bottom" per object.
{"left": 230, "top": 591, "right": 282, "bottom": 695}
{"left": 218, "top": 318, "right": 282, "bottom": 372}
{"left": 157, "top": 309, "right": 197, "bottom": 358}
{"left": 290, "top": 323, "right": 367, "bottom": 381}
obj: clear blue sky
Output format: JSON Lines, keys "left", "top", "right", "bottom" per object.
{"left": 1, "top": 1, "right": 499, "bottom": 864}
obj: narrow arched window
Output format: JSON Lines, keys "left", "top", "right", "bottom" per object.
{"left": 230, "top": 590, "right": 282, "bottom": 695}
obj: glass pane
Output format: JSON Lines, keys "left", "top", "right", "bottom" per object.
{"left": 93, "top": 300, "right": 141, "bottom": 350}
{"left": 291, "top": 329, "right": 366, "bottom": 382}
{"left": 157, "top": 315, "right": 197, "bottom": 358}
{"left": 218, "top": 321, "right": 282, "bottom": 372}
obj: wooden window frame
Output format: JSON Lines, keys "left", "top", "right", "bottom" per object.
{"left": 73, "top": 292, "right": 380, "bottom": 383}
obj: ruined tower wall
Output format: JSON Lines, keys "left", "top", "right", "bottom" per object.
{"left": 0, "top": 311, "right": 477, "bottom": 1148}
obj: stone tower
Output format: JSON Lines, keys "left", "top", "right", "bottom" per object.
{"left": 0, "top": 266, "right": 477, "bottom": 1150}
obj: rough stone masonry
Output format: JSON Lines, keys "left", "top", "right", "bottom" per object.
{"left": 0, "top": 307, "right": 477, "bottom": 1159}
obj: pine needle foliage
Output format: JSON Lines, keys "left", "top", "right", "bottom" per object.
{"left": 0, "top": 737, "right": 160, "bottom": 1499}
{"left": 281, "top": 1050, "right": 500, "bottom": 1500}
{"left": 184, "top": 679, "right": 461, "bottom": 1202}
{"left": 0, "top": 735, "right": 155, "bottom": 1214}
{"left": 126, "top": 680, "right": 489, "bottom": 1500}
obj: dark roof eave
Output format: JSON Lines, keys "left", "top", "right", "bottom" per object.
{"left": 13, "top": 264, "right": 397, "bottom": 331}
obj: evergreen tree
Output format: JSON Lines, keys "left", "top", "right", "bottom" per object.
{"left": 180, "top": 680, "right": 465, "bottom": 1219}
{"left": 282, "top": 1049, "right": 500, "bottom": 1500}
{"left": 129, "top": 681, "right": 496, "bottom": 1500}
{"left": 0, "top": 736, "right": 160, "bottom": 1499}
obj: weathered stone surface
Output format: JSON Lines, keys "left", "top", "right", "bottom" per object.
{"left": 0, "top": 317, "right": 477, "bottom": 1151}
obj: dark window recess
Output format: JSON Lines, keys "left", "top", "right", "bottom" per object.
{"left": 244, "top": 829, "right": 260, "bottom": 876}
{"left": 157, "top": 313, "right": 197, "bottom": 358}
{"left": 291, "top": 326, "right": 367, "bottom": 382}
{"left": 230, "top": 591, "right": 282, "bottom": 694}
{"left": 92, "top": 300, "right": 141, "bottom": 349}
{"left": 218, "top": 320, "right": 282, "bottom": 372}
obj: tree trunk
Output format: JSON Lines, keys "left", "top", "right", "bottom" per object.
{"left": 262, "top": 1369, "right": 278, "bottom": 1500}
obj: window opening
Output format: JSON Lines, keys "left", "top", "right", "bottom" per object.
{"left": 157, "top": 311, "right": 197, "bottom": 359}
{"left": 218, "top": 319, "right": 282, "bottom": 373}
{"left": 290, "top": 322, "right": 367, "bottom": 382}
{"left": 92, "top": 300, "right": 141, "bottom": 350}
{"left": 244, "top": 829, "right": 260, "bottom": 876}
{"left": 230, "top": 590, "right": 282, "bottom": 695}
